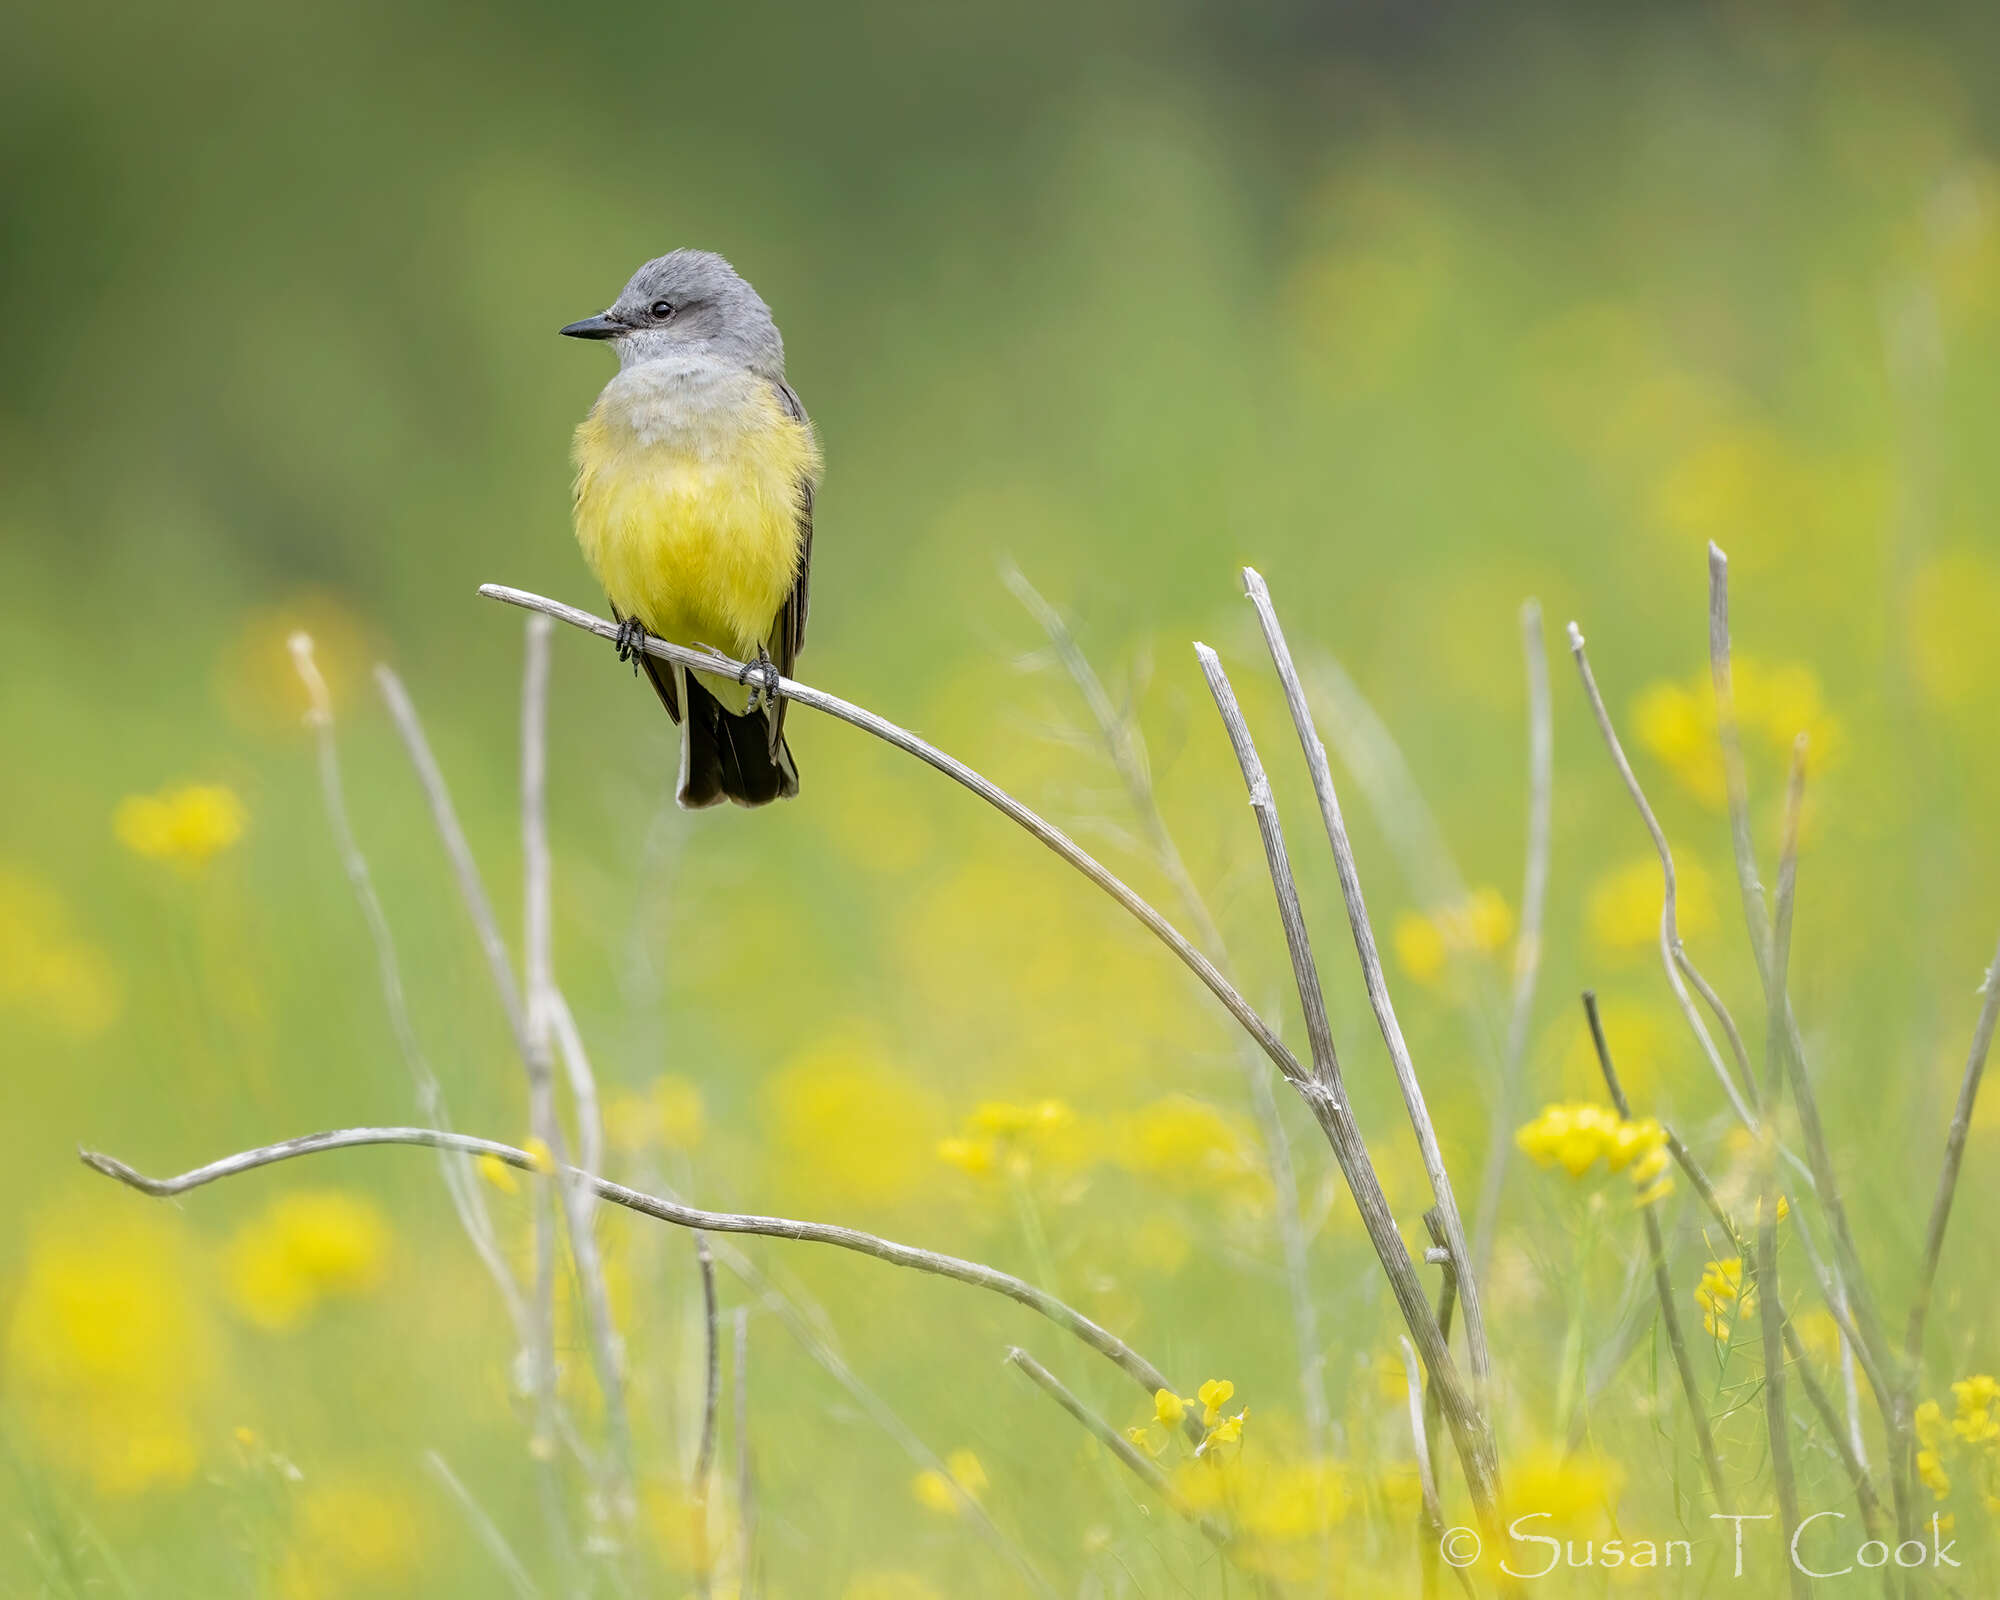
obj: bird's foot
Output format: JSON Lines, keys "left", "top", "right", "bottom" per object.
{"left": 738, "top": 646, "right": 781, "bottom": 713}
{"left": 614, "top": 616, "right": 650, "bottom": 672}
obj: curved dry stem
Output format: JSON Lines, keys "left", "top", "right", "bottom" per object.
{"left": 1565, "top": 623, "right": 1757, "bottom": 1127}
{"left": 1195, "top": 643, "right": 1497, "bottom": 1523}
{"left": 1004, "top": 1348, "right": 1230, "bottom": 1550}
{"left": 1007, "top": 565, "right": 1326, "bottom": 1453}
{"left": 79, "top": 1127, "right": 1190, "bottom": 1422}
{"left": 478, "top": 584, "right": 1306, "bottom": 1090}
{"left": 1240, "top": 569, "right": 1491, "bottom": 1404}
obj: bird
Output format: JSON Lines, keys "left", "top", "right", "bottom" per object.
{"left": 562, "top": 250, "right": 820, "bottom": 808}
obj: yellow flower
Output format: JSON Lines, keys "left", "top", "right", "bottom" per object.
{"left": 114, "top": 783, "right": 247, "bottom": 868}
{"left": 1116, "top": 1095, "right": 1266, "bottom": 1207}
{"left": 475, "top": 1153, "right": 519, "bottom": 1194}
{"left": 225, "top": 1190, "right": 391, "bottom": 1332}
{"left": 0, "top": 866, "right": 122, "bottom": 1039}
{"left": 1200, "top": 1409, "right": 1247, "bottom": 1453}
{"left": 1916, "top": 1399, "right": 1948, "bottom": 1449}
{"left": 1919, "top": 1448, "right": 1953, "bottom": 1500}
{"left": 520, "top": 1136, "right": 556, "bottom": 1176}
{"left": 1155, "top": 1388, "right": 1188, "bottom": 1426}
{"left": 1124, "top": 1425, "right": 1164, "bottom": 1458}
{"left": 1391, "top": 888, "right": 1514, "bottom": 987}
{"left": 1587, "top": 856, "right": 1716, "bottom": 951}
{"left": 1516, "top": 1102, "right": 1664, "bottom": 1192}
{"left": 765, "top": 1042, "right": 944, "bottom": 1205}
{"left": 937, "top": 1135, "right": 996, "bottom": 1177}
{"left": 1197, "top": 1378, "right": 1235, "bottom": 1428}
{"left": 911, "top": 1449, "right": 985, "bottom": 1515}
{"left": 1634, "top": 658, "right": 1845, "bottom": 808}
{"left": 1694, "top": 1258, "right": 1755, "bottom": 1340}
{"left": 1953, "top": 1409, "right": 2000, "bottom": 1446}
{"left": 1953, "top": 1375, "right": 2000, "bottom": 1416}
{"left": 4, "top": 1210, "right": 218, "bottom": 1495}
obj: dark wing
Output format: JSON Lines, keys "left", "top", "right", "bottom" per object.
{"left": 767, "top": 379, "right": 816, "bottom": 756}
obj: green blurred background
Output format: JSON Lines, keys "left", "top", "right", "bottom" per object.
{"left": 6, "top": 1, "right": 2000, "bottom": 1593}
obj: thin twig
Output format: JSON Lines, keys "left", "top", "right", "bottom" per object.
{"left": 1194, "top": 643, "right": 1498, "bottom": 1523}
{"left": 1004, "top": 1348, "right": 1231, "bottom": 1549}
{"left": 1584, "top": 992, "right": 1731, "bottom": 1514}
{"left": 1241, "top": 569, "right": 1494, "bottom": 1410}
{"left": 1709, "top": 549, "right": 1898, "bottom": 1416}
{"left": 1760, "top": 740, "right": 1807, "bottom": 1599}
{"left": 287, "top": 636, "right": 533, "bottom": 1353}
{"left": 1007, "top": 565, "right": 1327, "bottom": 1454}
{"left": 425, "top": 1452, "right": 543, "bottom": 1600}
{"left": 732, "top": 1309, "right": 754, "bottom": 1600}
{"left": 693, "top": 1235, "right": 721, "bottom": 1489}
{"left": 1565, "top": 625, "right": 1757, "bottom": 1127}
{"left": 1474, "top": 598, "right": 1552, "bottom": 1276}
{"left": 478, "top": 584, "right": 1307, "bottom": 1089}
{"left": 1399, "top": 1337, "right": 1475, "bottom": 1600}
{"left": 78, "top": 1127, "right": 1194, "bottom": 1419}
{"left": 1905, "top": 926, "right": 2000, "bottom": 1370}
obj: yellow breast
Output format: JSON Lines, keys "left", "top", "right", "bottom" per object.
{"left": 571, "top": 370, "right": 818, "bottom": 659}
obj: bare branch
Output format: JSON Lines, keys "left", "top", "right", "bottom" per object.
{"left": 1760, "top": 741, "right": 1807, "bottom": 1598}
{"left": 478, "top": 584, "right": 1306, "bottom": 1089}
{"left": 1193, "top": 642, "right": 1498, "bottom": 1523}
{"left": 1565, "top": 624, "right": 1757, "bottom": 1126}
{"left": 518, "top": 618, "right": 633, "bottom": 1506}
{"left": 732, "top": 1309, "right": 754, "bottom": 1600}
{"left": 1240, "top": 570, "right": 1493, "bottom": 1405}
{"left": 1906, "top": 927, "right": 2000, "bottom": 1369}
{"left": 1584, "top": 992, "right": 1731, "bottom": 1514}
{"left": 79, "top": 1127, "right": 1192, "bottom": 1415}
{"left": 1399, "top": 1338, "right": 1475, "bottom": 1600}
{"left": 1008, "top": 566, "right": 1326, "bottom": 1454}
{"left": 1004, "top": 1348, "right": 1230, "bottom": 1549}
{"left": 425, "top": 1452, "right": 542, "bottom": 1600}
{"left": 287, "top": 636, "right": 533, "bottom": 1353}
{"left": 1709, "top": 549, "right": 1898, "bottom": 1415}
{"left": 693, "top": 1235, "right": 721, "bottom": 1490}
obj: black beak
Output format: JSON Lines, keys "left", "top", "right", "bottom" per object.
{"left": 560, "top": 312, "right": 625, "bottom": 340}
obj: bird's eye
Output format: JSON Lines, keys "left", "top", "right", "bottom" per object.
{"left": 650, "top": 299, "right": 676, "bottom": 319}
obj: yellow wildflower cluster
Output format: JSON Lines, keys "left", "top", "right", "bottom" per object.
{"left": 1632, "top": 658, "right": 1843, "bottom": 809}
{"left": 1914, "top": 1374, "right": 2000, "bottom": 1507}
{"left": 911, "top": 1448, "right": 987, "bottom": 1515}
{"left": 1694, "top": 1258, "right": 1756, "bottom": 1340}
{"left": 1392, "top": 887, "right": 1514, "bottom": 986}
{"left": 113, "top": 783, "right": 247, "bottom": 868}
{"left": 1515, "top": 1103, "right": 1672, "bottom": 1205}
{"left": 1139, "top": 1378, "right": 1247, "bottom": 1458}
{"left": 938, "top": 1098, "right": 1075, "bottom": 1179}
{"left": 225, "top": 1191, "right": 391, "bottom": 1331}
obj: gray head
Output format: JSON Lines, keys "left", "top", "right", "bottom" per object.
{"left": 560, "top": 250, "right": 784, "bottom": 377}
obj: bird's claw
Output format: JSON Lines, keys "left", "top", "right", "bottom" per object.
{"left": 614, "top": 616, "right": 649, "bottom": 673}
{"left": 739, "top": 647, "right": 781, "bottom": 713}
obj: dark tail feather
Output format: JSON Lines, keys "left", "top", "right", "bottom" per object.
{"left": 678, "top": 671, "right": 799, "bottom": 810}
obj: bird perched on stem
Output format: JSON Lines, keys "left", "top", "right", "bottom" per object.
{"left": 562, "top": 250, "right": 820, "bottom": 807}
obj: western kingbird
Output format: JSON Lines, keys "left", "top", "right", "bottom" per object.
{"left": 563, "top": 250, "right": 820, "bottom": 808}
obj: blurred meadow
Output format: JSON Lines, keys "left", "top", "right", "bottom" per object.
{"left": 6, "top": 0, "right": 2000, "bottom": 1594}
